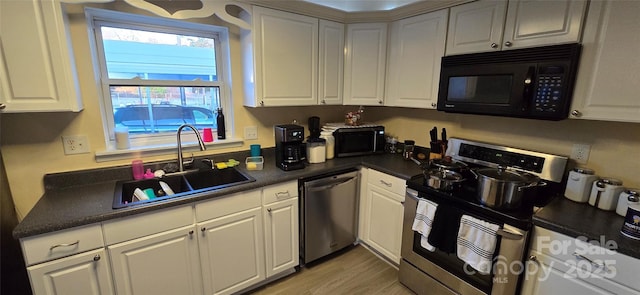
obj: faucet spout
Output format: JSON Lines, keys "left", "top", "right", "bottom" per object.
{"left": 177, "top": 124, "right": 207, "bottom": 172}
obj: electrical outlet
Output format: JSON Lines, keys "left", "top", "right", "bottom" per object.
{"left": 244, "top": 126, "right": 258, "bottom": 140}
{"left": 571, "top": 143, "right": 591, "bottom": 164}
{"left": 62, "top": 135, "right": 91, "bottom": 155}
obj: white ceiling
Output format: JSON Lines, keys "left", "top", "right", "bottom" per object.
{"left": 301, "top": 0, "right": 425, "bottom": 12}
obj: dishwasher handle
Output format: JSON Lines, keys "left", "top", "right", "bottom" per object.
{"left": 305, "top": 176, "right": 357, "bottom": 193}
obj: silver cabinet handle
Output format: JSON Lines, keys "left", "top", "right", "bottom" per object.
{"left": 529, "top": 255, "right": 538, "bottom": 264}
{"left": 431, "top": 102, "right": 437, "bottom": 108}
{"left": 571, "top": 110, "right": 582, "bottom": 117}
{"left": 490, "top": 42, "right": 498, "bottom": 48}
{"left": 275, "top": 191, "right": 290, "bottom": 199}
{"left": 188, "top": 230, "right": 194, "bottom": 236}
{"left": 378, "top": 100, "right": 383, "bottom": 105}
{"left": 201, "top": 227, "right": 206, "bottom": 233}
{"left": 267, "top": 208, "right": 272, "bottom": 213}
{"left": 573, "top": 252, "right": 611, "bottom": 272}
{"left": 259, "top": 101, "right": 264, "bottom": 107}
{"left": 321, "top": 99, "right": 326, "bottom": 104}
{"left": 504, "top": 41, "right": 513, "bottom": 47}
{"left": 93, "top": 254, "right": 101, "bottom": 262}
{"left": 379, "top": 180, "right": 392, "bottom": 187}
{"left": 50, "top": 240, "right": 79, "bottom": 251}
{"left": 0, "top": 103, "right": 6, "bottom": 110}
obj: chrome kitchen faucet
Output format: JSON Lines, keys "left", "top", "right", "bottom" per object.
{"left": 177, "top": 124, "right": 206, "bottom": 172}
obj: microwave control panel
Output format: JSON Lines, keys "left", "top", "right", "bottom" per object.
{"left": 533, "top": 66, "right": 566, "bottom": 114}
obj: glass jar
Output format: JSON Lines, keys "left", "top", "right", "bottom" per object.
{"left": 319, "top": 131, "right": 335, "bottom": 160}
{"left": 403, "top": 140, "right": 415, "bottom": 160}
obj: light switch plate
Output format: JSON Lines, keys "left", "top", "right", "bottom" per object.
{"left": 62, "top": 135, "right": 91, "bottom": 155}
{"left": 244, "top": 126, "right": 258, "bottom": 140}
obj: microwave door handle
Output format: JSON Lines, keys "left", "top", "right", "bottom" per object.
{"left": 522, "top": 66, "right": 536, "bottom": 111}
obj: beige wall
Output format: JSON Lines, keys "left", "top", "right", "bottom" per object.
{"left": 1, "top": 3, "right": 639, "bottom": 220}
{"left": 366, "top": 107, "right": 640, "bottom": 189}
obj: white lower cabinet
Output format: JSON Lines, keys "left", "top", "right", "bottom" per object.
{"left": 198, "top": 206, "right": 265, "bottom": 295}
{"left": 108, "top": 225, "right": 203, "bottom": 295}
{"left": 262, "top": 181, "right": 299, "bottom": 278}
{"left": 521, "top": 226, "right": 640, "bottom": 295}
{"left": 359, "top": 168, "right": 406, "bottom": 264}
{"left": 27, "top": 248, "right": 113, "bottom": 295}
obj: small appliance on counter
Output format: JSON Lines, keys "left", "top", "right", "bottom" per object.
{"left": 274, "top": 124, "right": 305, "bottom": 171}
{"left": 616, "top": 189, "right": 640, "bottom": 216}
{"left": 322, "top": 123, "right": 385, "bottom": 158}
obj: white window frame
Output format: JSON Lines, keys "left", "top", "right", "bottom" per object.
{"left": 85, "top": 8, "right": 239, "bottom": 161}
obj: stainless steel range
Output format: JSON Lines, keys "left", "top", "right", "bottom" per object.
{"left": 399, "top": 138, "right": 568, "bottom": 295}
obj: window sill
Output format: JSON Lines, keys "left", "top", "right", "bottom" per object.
{"left": 95, "top": 138, "right": 244, "bottom": 162}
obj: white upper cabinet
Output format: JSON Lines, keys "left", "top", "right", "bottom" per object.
{"left": 570, "top": 0, "right": 640, "bottom": 123}
{"left": 242, "top": 6, "right": 318, "bottom": 107}
{"left": 0, "top": 0, "right": 83, "bottom": 112}
{"left": 318, "top": 20, "right": 345, "bottom": 105}
{"left": 343, "top": 23, "right": 388, "bottom": 106}
{"left": 446, "top": 0, "right": 587, "bottom": 55}
{"left": 385, "top": 10, "right": 448, "bottom": 109}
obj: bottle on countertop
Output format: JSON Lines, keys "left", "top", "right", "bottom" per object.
{"left": 216, "top": 107, "right": 226, "bottom": 140}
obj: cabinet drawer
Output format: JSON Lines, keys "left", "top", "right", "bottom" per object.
{"left": 262, "top": 180, "right": 298, "bottom": 205}
{"left": 531, "top": 226, "right": 640, "bottom": 291}
{"left": 103, "top": 205, "right": 193, "bottom": 245}
{"left": 368, "top": 169, "right": 406, "bottom": 196}
{"left": 195, "top": 189, "right": 261, "bottom": 222}
{"left": 21, "top": 224, "right": 104, "bottom": 266}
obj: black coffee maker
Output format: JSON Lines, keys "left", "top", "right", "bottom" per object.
{"left": 274, "top": 124, "right": 305, "bottom": 171}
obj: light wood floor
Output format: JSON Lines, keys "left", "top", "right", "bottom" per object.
{"left": 250, "top": 245, "right": 415, "bottom": 295}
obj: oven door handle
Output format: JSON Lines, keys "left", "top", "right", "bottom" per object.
{"left": 496, "top": 228, "right": 524, "bottom": 240}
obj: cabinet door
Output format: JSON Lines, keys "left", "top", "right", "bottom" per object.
{"left": 108, "top": 226, "right": 203, "bottom": 295}
{"left": 446, "top": 0, "right": 507, "bottom": 55}
{"left": 361, "top": 184, "right": 405, "bottom": 264}
{"left": 343, "top": 23, "right": 387, "bottom": 106}
{"left": 28, "top": 249, "right": 114, "bottom": 295}
{"left": 249, "top": 6, "right": 318, "bottom": 107}
{"left": 0, "top": 0, "right": 82, "bottom": 112}
{"left": 503, "top": 0, "right": 587, "bottom": 50}
{"left": 570, "top": 0, "right": 640, "bottom": 123}
{"left": 318, "top": 20, "right": 344, "bottom": 105}
{"left": 386, "top": 10, "right": 448, "bottom": 109}
{"left": 263, "top": 198, "right": 299, "bottom": 278}
{"left": 520, "top": 255, "right": 612, "bottom": 295}
{"left": 198, "top": 207, "right": 265, "bottom": 295}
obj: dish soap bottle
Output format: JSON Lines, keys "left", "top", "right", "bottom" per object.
{"left": 216, "top": 107, "right": 226, "bottom": 139}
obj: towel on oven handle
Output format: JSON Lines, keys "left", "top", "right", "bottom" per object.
{"left": 456, "top": 215, "right": 500, "bottom": 275}
{"left": 411, "top": 199, "right": 438, "bottom": 251}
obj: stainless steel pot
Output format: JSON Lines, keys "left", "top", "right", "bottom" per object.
{"left": 424, "top": 169, "right": 466, "bottom": 192}
{"left": 472, "top": 167, "right": 546, "bottom": 210}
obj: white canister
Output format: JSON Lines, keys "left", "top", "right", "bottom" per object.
{"left": 564, "top": 168, "right": 598, "bottom": 203}
{"left": 306, "top": 138, "right": 326, "bottom": 164}
{"left": 616, "top": 189, "right": 640, "bottom": 216}
{"left": 588, "top": 178, "right": 624, "bottom": 210}
{"left": 320, "top": 131, "right": 335, "bottom": 160}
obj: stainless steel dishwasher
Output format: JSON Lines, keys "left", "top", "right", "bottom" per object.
{"left": 300, "top": 169, "right": 359, "bottom": 264}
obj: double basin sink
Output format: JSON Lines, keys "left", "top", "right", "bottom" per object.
{"left": 113, "top": 167, "right": 255, "bottom": 209}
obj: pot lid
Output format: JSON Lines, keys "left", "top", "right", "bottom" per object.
{"left": 426, "top": 169, "right": 465, "bottom": 182}
{"left": 430, "top": 158, "right": 467, "bottom": 170}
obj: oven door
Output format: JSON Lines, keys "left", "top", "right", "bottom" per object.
{"left": 400, "top": 188, "right": 528, "bottom": 295}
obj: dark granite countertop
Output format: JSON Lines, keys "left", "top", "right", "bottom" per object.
{"left": 13, "top": 149, "right": 424, "bottom": 239}
{"left": 533, "top": 196, "right": 640, "bottom": 259}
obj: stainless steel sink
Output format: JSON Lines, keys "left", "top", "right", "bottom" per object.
{"left": 113, "top": 168, "right": 255, "bottom": 209}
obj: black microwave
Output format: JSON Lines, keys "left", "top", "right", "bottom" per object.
{"left": 437, "top": 43, "right": 582, "bottom": 120}
{"left": 333, "top": 125, "right": 385, "bottom": 158}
